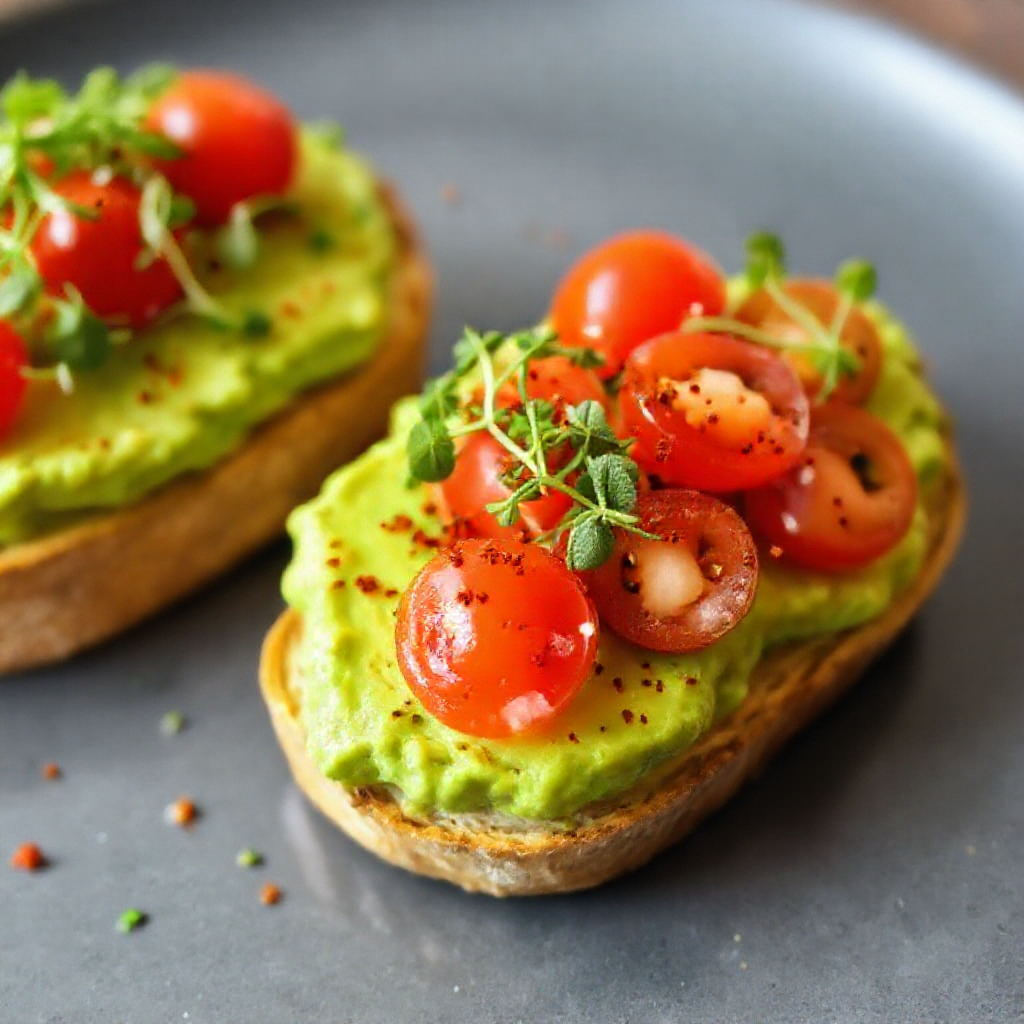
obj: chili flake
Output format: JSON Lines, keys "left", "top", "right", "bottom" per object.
{"left": 164, "top": 797, "right": 198, "bottom": 827}
{"left": 260, "top": 883, "right": 282, "bottom": 906}
{"left": 10, "top": 842, "right": 46, "bottom": 871}
{"left": 42, "top": 762, "right": 61, "bottom": 781}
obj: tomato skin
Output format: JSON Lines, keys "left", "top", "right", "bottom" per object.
{"left": 550, "top": 230, "right": 727, "bottom": 378}
{"left": 620, "top": 331, "right": 810, "bottom": 492}
{"left": 396, "top": 539, "right": 599, "bottom": 737}
{"left": 147, "top": 70, "right": 297, "bottom": 226}
{"left": 735, "top": 279, "right": 883, "bottom": 404}
{"left": 30, "top": 172, "right": 182, "bottom": 328}
{"left": 0, "top": 323, "right": 28, "bottom": 439}
{"left": 576, "top": 490, "right": 758, "bottom": 653}
{"left": 438, "top": 432, "right": 572, "bottom": 543}
{"left": 744, "top": 404, "right": 917, "bottom": 572}
{"left": 497, "top": 355, "right": 607, "bottom": 411}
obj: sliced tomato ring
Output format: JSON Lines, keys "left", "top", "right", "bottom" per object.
{"left": 576, "top": 490, "right": 758, "bottom": 653}
{"left": 396, "top": 539, "right": 599, "bottom": 737}
{"left": 744, "top": 404, "right": 917, "bottom": 572}
{"left": 619, "top": 331, "right": 809, "bottom": 492}
{"left": 734, "top": 279, "right": 882, "bottom": 404}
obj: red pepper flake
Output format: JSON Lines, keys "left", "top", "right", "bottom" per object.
{"left": 329, "top": 539, "right": 343, "bottom": 549}
{"left": 621, "top": 710, "right": 635, "bottom": 725}
{"left": 279, "top": 299, "right": 303, "bottom": 319}
{"left": 384, "top": 588, "right": 399, "bottom": 598}
{"left": 422, "top": 501, "right": 438, "bottom": 517}
{"left": 410, "top": 714, "right": 424, "bottom": 726}
{"left": 599, "top": 725, "right": 607, "bottom": 733}
{"left": 381, "top": 514, "right": 414, "bottom": 533}
{"left": 655, "top": 680, "right": 665, "bottom": 693}
{"left": 685, "top": 676, "right": 699, "bottom": 686}
{"left": 325, "top": 556, "right": 341, "bottom": 568}
{"left": 641, "top": 661, "right": 652, "bottom": 670}
{"left": 164, "top": 797, "right": 198, "bottom": 827}
{"left": 330, "top": 579, "right": 346, "bottom": 590}
{"left": 11, "top": 843, "right": 46, "bottom": 871}
{"left": 769, "top": 544, "right": 784, "bottom": 559}
{"left": 42, "top": 762, "right": 61, "bottom": 781}
{"left": 137, "top": 390, "right": 154, "bottom": 405}
{"left": 639, "top": 713, "right": 649, "bottom": 725}
{"left": 567, "top": 732, "right": 580, "bottom": 744}
{"left": 354, "top": 575, "right": 380, "bottom": 594}
{"left": 641, "top": 678, "right": 652, "bottom": 688}
{"left": 594, "top": 663, "right": 605, "bottom": 676}
{"left": 260, "top": 882, "right": 282, "bottom": 906}
{"left": 412, "top": 528, "right": 442, "bottom": 550}
{"left": 612, "top": 677, "right": 625, "bottom": 694}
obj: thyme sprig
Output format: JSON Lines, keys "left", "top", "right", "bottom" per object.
{"left": 683, "top": 231, "right": 877, "bottom": 401}
{"left": 407, "top": 326, "right": 656, "bottom": 570}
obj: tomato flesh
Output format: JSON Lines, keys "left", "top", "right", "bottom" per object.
{"left": 147, "top": 70, "right": 297, "bottom": 225}
{"left": 439, "top": 431, "right": 571, "bottom": 542}
{"left": 620, "top": 331, "right": 809, "bottom": 492}
{"left": 735, "top": 279, "right": 883, "bottom": 404}
{"left": 744, "top": 404, "right": 917, "bottom": 572}
{"left": 577, "top": 490, "right": 758, "bottom": 653}
{"left": 0, "top": 322, "right": 28, "bottom": 439}
{"left": 396, "top": 539, "right": 599, "bottom": 737}
{"left": 30, "top": 172, "right": 182, "bottom": 328}
{"left": 550, "top": 230, "right": 726, "bottom": 377}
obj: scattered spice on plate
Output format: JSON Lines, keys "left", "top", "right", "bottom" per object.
{"left": 236, "top": 848, "right": 264, "bottom": 868}
{"left": 116, "top": 908, "right": 147, "bottom": 934}
{"left": 160, "top": 710, "right": 186, "bottom": 736}
{"left": 164, "top": 797, "right": 198, "bottom": 827}
{"left": 10, "top": 842, "right": 47, "bottom": 871}
{"left": 41, "top": 762, "right": 62, "bottom": 781}
{"left": 260, "top": 882, "right": 282, "bottom": 906}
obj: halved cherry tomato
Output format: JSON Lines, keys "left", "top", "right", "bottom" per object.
{"left": 576, "top": 490, "right": 758, "bottom": 653}
{"left": 147, "top": 70, "right": 297, "bottom": 226}
{"left": 734, "top": 279, "right": 882, "bottom": 404}
{"left": 496, "top": 355, "right": 606, "bottom": 411}
{"left": 619, "top": 331, "right": 809, "bottom": 492}
{"left": 396, "top": 538, "right": 599, "bottom": 737}
{"left": 744, "top": 404, "right": 917, "bottom": 572}
{"left": 0, "top": 323, "right": 28, "bottom": 439}
{"left": 438, "top": 432, "right": 572, "bottom": 543}
{"left": 30, "top": 173, "right": 182, "bottom": 328}
{"left": 550, "top": 230, "right": 726, "bottom": 378}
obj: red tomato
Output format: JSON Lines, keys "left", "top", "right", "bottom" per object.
{"left": 31, "top": 172, "right": 182, "bottom": 328}
{"left": 550, "top": 230, "right": 726, "bottom": 377}
{"left": 0, "top": 323, "right": 28, "bottom": 439}
{"left": 396, "top": 538, "right": 599, "bottom": 737}
{"left": 744, "top": 404, "right": 917, "bottom": 572}
{"left": 496, "top": 355, "right": 606, "bottom": 411}
{"left": 439, "top": 432, "right": 572, "bottom": 543}
{"left": 147, "top": 70, "right": 297, "bottom": 225}
{"left": 577, "top": 490, "right": 758, "bottom": 653}
{"left": 735, "top": 279, "right": 883, "bottom": 404}
{"left": 619, "top": 331, "right": 810, "bottom": 492}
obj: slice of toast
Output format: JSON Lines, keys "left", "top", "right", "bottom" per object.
{"left": 0, "top": 185, "right": 432, "bottom": 674}
{"left": 259, "top": 448, "right": 964, "bottom": 896}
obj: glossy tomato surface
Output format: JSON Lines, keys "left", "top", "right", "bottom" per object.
{"left": 735, "top": 279, "right": 883, "bottom": 404}
{"left": 577, "top": 490, "right": 758, "bottom": 653}
{"left": 496, "top": 355, "right": 607, "bottom": 411}
{"left": 744, "top": 403, "right": 917, "bottom": 572}
{"left": 620, "top": 331, "right": 809, "bottom": 492}
{"left": 147, "top": 70, "right": 297, "bottom": 225}
{"left": 31, "top": 172, "right": 182, "bottom": 328}
{"left": 0, "top": 322, "right": 28, "bottom": 439}
{"left": 439, "top": 431, "right": 571, "bottom": 542}
{"left": 395, "top": 539, "right": 599, "bottom": 737}
{"left": 550, "top": 230, "right": 726, "bottom": 377}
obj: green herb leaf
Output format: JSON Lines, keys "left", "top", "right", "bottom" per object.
{"left": 0, "top": 268, "right": 40, "bottom": 317}
{"left": 565, "top": 517, "right": 615, "bottom": 571}
{"left": 46, "top": 295, "right": 111, "bottom": 371}
{"left": 835, "top": 258, "right": 877, "bottom": 302}
{"left": 241, "top": 310, "right": 272, "bottom": 338}
{"left": 566, "top": 400, "right": 622, "bottom": 456}
{"left": 236, "top": 848, "right": 264, "bottom": 868}
{"left": 586, "top": 453, "right": 637, "bottom": 514}
{"left": 407, "top": 417, "right": 455, "bottom": 482}
{"left": 216, "top": 204, "right": 260, "bottom": 270}
{"left": 116, "top": 908, "right": 147, "bottom": 934}
{"left": 159, "top": 710, "right": 186, "bottom": 736}
{"left": 745, "top": 230, "right": 786, "bottom": 287}
{"left": 308, "top": 227, "right": 335, "bottom": 253}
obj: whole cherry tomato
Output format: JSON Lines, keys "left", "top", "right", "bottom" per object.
{"left": 619, "top": 331, "right": 809, "bottom": 492}
{"left": 744, "top": 404, "right": 917, "bottom": 572}
{"left": 31, "top": 172, "right": 182, "bottom": 328}
{"left": 550, "top": 230, "right": 726, "bottom": 378}
{"left": 0, "top": 322, "right": 28, "bottom": 439}
{"left": 147, "top": 70, "right": 298, "bottom": 225}
{"left": 735, "top": 279, "right": 882, "bottom": 404}
{"left": 439, "top": 432, "right": 572, "bottom": 543}
{"left": 395, "top": 538, "right": 599, "bottom": 737}
{"left": 576, "top": 490, "right": 758, "bottom": 653}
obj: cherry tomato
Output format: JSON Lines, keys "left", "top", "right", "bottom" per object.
{"left": 396, "top": 538, "right": 599, "bottom": 737}
{"left": 31, "top": 172, "right": 182, "bottom": 328}
{"left": 576, "top": 490, "right": 758, "bottom": 653}
{"left": 496, "top": 355, "right": 607, "bottom": 411}
{"left": 147, "top": 70, "right": 298, "bottom": 226}
{"left": 744, "top": 404, "right": 917, "bottom": 572}
{"left": 735, "top": 279, "right": 882, "bottom": 404}
{"left": 0, "top": 322, "right": 28, "bottom": 439}
{"left": 619, "top": 331, "right": 809, "bottom": 492}
{"left": 550, "top": 230, "right": 726, "bottom": 377}
{"left": 438, "top": 432, "right": 572, "bottom": 543}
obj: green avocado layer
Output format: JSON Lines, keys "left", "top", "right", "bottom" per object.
{"left": 0, "top": 132, "right": 396, "bottom": 546}
{"left": 283, "top": 301, "right": 948, "bottom": 822}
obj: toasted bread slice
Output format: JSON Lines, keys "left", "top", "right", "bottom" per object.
{"left": 259, "top": 447, "right": 964, "bottom": 896}
{"left": 0, "top": 185, "right": 431, "bottom": 674}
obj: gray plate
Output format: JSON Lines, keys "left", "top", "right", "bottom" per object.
{"left": 3, "top": 1, "right": 1023, "bottom": 1021}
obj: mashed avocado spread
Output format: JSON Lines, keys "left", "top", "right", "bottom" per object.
{"left": 0, "top": 132, "right": 395, "bottom": 545}
{"left": 283, "top": 301, "right": 948, "bottom": 822}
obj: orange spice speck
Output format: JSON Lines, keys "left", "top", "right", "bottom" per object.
{"left": 260, "top": 882, "right": 282, "bottom": 905}
{"left": 42, "top": 762, "right": 61, "bottom": 781}
{"left": 165, "top": 797, "right": 198, "bottom": 827}
{"left": 769, "top": 545, "right": 784, "bottom": 559}
{"left": 11, "top": 842, "right": 46, "bottom": 871}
